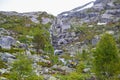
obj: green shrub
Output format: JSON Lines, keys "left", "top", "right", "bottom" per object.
{"left": 37, "top": 61, "right": 53, "bottom": 67}
{"left": 58, "top": 72, "right": 91, "bottom": 80}
{"left": 93, "top": 33, "right": 120, "bottom": 80}
{"left": 0, "top": 59, "right": 7, "bottom": 69}
{"left": 8, "top": 54, "right": 42, "bottom": 80}
{"left": 0, "top": 48, "right": 24, "bottom": 53}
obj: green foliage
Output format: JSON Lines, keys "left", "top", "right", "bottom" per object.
{"left": 33, "top": 33, "right": 46, "bottom": 54}
{"left": 8, "top": 54, "right": 42, "bottom": 80}
{"left": 58, "top": 72, "right": 91, "bottom": 80}
{"left": 114, "top": 0, "right": 120, "bottom": 4}
{"left": 0, "top": 14, "right": 32, "bottom": 29}
{"left": 0, "top": 59, "right": 7, "bottom": 69}
{"left": 37, "top": 12, "right": 54, "bottom": 23}
{"left": 49, "top": 54, "right": 59, "bottom": 65}
{"left": 60, "top": 53, "right": 72, "bottom": 60}
{"left": 71, "top": 24, "right": 96, "bottom": 42}
{"left": 93, "top": 33, "right": 120, "bottom": 80}
{"left": 32, "top": 25, "right": 54, "bottom": 54}
{"left": 76, "top": 61, "right": 85, "bottom": 73}
{"left": 37, "top": 61, "right": 52, "bottom": 67}
{"left": 18, "top": 35, "right": 30, "bottom": 43}
{"left": 0, "top": 48, "right": 24, "bottom": 53}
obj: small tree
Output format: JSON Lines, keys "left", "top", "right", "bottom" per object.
{"left": 8, "top": 54, "right": 43, "bottom": 80}
{"left": 33, "top": 33, "right": 46, "bottom": 54}
{"left": 93, "top": 33, "right": 120, "bottom": 80}
{"left": 32, "top": 26, "right": 54, "bottom": 54}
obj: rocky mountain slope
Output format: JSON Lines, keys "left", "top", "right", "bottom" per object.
{"left": 51, "top": 0, "right": 120, "bottom": 49}
{"left": 0, "top": 0, "right": 120, "bottom": 80}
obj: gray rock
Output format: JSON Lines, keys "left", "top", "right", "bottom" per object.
{"left": 54, "top": 50, "right": 63, "bottom": 55}
{"left": 0, "top": 68, "right": 8, "bottom": 74}
{"left": 7, "top": 58, "right": 16, "bottom": 64}
{"left": 42, "top": 17, "right": 52, "bottom": 24}
{"left": 83, "top": 68, "right": 90, "bottom": 73}
{"left": 42, "top": 68, "right": 49, "bottom": 74}
{"left": 58, "top": 39, "right": 68, "bottom": 45}
{"left": 0, "top": 36, "right": 16, "bottom": 49}
{"left": 91, "top": 35, "right": 100, "bottom": 46}
{"left": 59, "top": 58, "right": 67, "bottom": 65}
{"left": 71, "top": 32, "right": 76, "bottom": 37}
{"left": 18, "top": 43, "right": 28, "bottom": 50}
{"left": 25, "top": 50, "right": 31, "bottom": 56}
{"left": 48, "top": 76, "right": 57, "bottom": 80}
{"left": 1, "top": 53, "right": 16, "bottom": 62}
{"left": 31, "top": 17, "right": 39, "bottom": 23}
{"left": 59, "top": 66, "right": 74, "bottom": 73}
{"left": 0, "top": 77, "right": 7, "bottom": 80}
{"left": 52, "top": 65, "right": 58, "bottom": 69}
{"left": 0, "top": 28, "right": 10, "bottom": 37}
{"left": 92, "top": 38, "right": 98, "bottom": 46}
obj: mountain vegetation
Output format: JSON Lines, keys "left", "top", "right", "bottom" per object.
{"left": 0, "top": 0, "right": 120, "bottom": 79}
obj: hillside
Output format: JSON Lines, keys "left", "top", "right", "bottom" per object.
{"left": 0, "top": 0, "right": 120, "bottom": 80}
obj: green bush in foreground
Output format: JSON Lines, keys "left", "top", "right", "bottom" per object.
{"left": 8, "top": 54, "right": 43, "bottom": 80}
{"left": 93, "top": 33, "right": 120, "bottom": 80}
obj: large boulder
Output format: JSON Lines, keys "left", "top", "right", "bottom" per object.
{"left": 0, "top": 36, "right": 16, "bottom": 49}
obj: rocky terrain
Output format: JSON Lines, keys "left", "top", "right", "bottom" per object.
{"left": 0, "top": 0, "right": 120, "bottom": 80}
{"left": 51, "top": 0, "right": 120, "bottom": 54}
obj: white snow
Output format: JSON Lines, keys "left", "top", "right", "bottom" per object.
{"left": 70, "top": 2, "right": 94, "bottom": 12}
